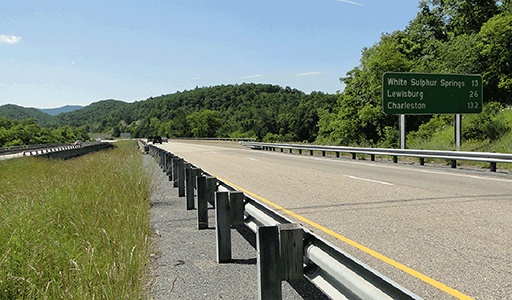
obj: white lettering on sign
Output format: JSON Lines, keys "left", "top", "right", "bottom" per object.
{"left": 410, "top": 78, "right": 437, "bottom": 87}
{"left": 387, "top": 90, "right": 424, "bottom": 100}
{"left": 440, "top": 79, "right": 465, "bottom": 88}
{"left": 387, "top": 102, "right": 427, "bottom": 110}
{"left": 387, "top": 77, "right": 407, "bottom": 86}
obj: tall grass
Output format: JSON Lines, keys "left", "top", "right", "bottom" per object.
{"left": 0, "top": 141, "right": 152, "bottom": 299}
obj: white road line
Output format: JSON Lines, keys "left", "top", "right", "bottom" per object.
{"left": 245, "top": 157, "right": 259, "bottom": 161}
{"left": 343, "top": 175, "right": 394, "bottom": 185}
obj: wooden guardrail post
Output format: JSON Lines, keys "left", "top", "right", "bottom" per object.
{"left": 172, "top": 157, "right": 179, "bottom": 187}
{"left": 166, "top": 153, "right": 173, "bottom": 181}
{"left": 215, "top": 191, "right": 231, "bottom": 263}
{"left": 257, "top": 225, "right": 282, "bottom": 300}
{"left": 229, "top": 191, "right": 245, "bottom": 225}
{"left": 206, "top": 177, "right": 217, "bottom": 207}
{"left": 186, "top": 167, "right": 198, "bottom": 210}
{"left": 279, "top": 223, "right": 303, "bottom": 281}
{"left": 196, "top": 176, "right": 208, "bottom": 229}
{"left": 178, "top": 159, "right": 186, "bottom": 197}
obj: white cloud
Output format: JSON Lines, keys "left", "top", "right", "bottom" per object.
{"left": 241, "top": 74, "right": 263, "bottom": 79}
{"left": 296, "top": 71, "right": 322, "bottom": 76}
{"left": 0, "top": 34, "right": 21, "bottom": 44}
{"left": 336, "top": 0, "right": 363, "bottom": 6}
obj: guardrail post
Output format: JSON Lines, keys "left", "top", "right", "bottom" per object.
{"left": 257, "top": 226, "right": 282, "bottom": 300}
{"left": 166, "top": 153, "right": 173, "bottom": 180}
{"left": 165, "top": 152, "right": 171, "bottom": 174}
{"left": 196, "top": 176, "right": 209, "bottom": 229}
{"left": 229, "top": 191, "right": 245, "bottom": 225}
{"left": 289, "top": 149, "right": 293, "bottom": 154}
{"left": 279, "top": 223, "right": 303, "bottom": 281}
{"left": 490, "top": 162, "right": 497, "bottom": 172}
{"left": 186, "top": 167, "right": 198, "bottom": 210}
{"left": 299, "top": 149, "right": 302, "bottom": 155}
{"left": 178, "top": 159, "right": 186, "bottom": 197}
{"left": 419, "top": 157, "right": 425, "bottom": 166}
{"left": 371, "top": 154, "right": 375, "bottom": 161}
{"left": 351, "top": 153, "right": 356, "bottom": 160}
{"left": 451, "top": 160, "right": 457, "bottom": 168}
{"left": 322, "top": 151, "right": 326, "bottom": 157}
{"left": 215, "top": 191, "right": 231, "bottom": 263}
{"left": 393, "top": 156, "right": 398, "bottom": 163}
{"left": 310, "top": 150, "right": 313, "bottom": 156}
{"left": 336, "top": 152, "right": 340, "bottom": 158}
{"left": 162, "top": 150, "right": 166, "bottom": 169}
{"left": 172, "top": 157, "right": 179, "bottom": 187}
{"left": 206, "top": 177, "right": 217, "bottom": 207}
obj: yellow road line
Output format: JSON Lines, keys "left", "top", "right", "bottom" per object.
{"left": 217, "top": 176, "right": 475, "bottom": 300}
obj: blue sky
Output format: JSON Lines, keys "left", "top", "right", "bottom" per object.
{"left": 1, "top": 1, "right": 421, "bottom": 108}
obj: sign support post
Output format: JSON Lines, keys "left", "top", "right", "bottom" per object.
{"left": 454, "top": 114, "right": 461, "bottom": 150}
{"left": 400, "top": 115, "right": 406, "bottom": 149}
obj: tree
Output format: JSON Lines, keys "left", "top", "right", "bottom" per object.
{"left": 186, "top": 110, "right": 221, "bottom": 138}
{"left": 479, "top": 12, "right": 512, "bottom": 103}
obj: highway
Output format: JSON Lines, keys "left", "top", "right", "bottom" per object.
{"left": 157, "top": 140, "right": 512, "bottom": 300}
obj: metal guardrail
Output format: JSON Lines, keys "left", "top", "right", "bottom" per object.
{"left": 0, "top": 143, "right": 72, "bottom": 155}
{"left": 240, "top": 142, "right": 512, "bottom": 172}
{"left": 145, "top": 141, "right": 423, "bottom": 300}
{"left": 179, "top": 137, "right": 257, "bottom": 142}
{"left": 0, "top": 142, "right": 111, "bottom": 160}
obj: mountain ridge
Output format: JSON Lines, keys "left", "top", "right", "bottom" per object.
{"left": 35, "top": 105, "right": 84, "bottom": 116}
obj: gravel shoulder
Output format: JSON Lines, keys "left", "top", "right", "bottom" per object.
{"left": 143, "top": 153, "right": 329, "bottom": 300}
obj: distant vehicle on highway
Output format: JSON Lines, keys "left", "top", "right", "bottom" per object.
{"left": 74, "top": 140, "right": 82, "bottom": 146}
{"left": 147, "top": 136, "right": 162, "bottom": 144}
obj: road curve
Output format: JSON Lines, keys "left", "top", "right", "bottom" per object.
{"left": 157, "top": 140, "right": 512, "bottom": 300}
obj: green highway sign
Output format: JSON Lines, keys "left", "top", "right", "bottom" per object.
{"left": 382, "top": 72, "right": 483, "bottom": 115}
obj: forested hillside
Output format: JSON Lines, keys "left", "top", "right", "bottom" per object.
{"left": 317, "top": 0, "right": 512, "bottom": 147}
{"left": 105, "top": 83, "right": 337, "bottom": 142}
{"left": 0, "top": 105, "right": 54, "bottom": 125}
{"left": 53, "top": 99, "right": 128, "bottom": 128}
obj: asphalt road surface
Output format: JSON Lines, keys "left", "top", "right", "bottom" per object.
{"left": 156, "top": 140, "right": 512, "bottom": 300}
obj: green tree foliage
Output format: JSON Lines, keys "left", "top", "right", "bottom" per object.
{"left": 318, "top": 0, "right": 512, "bottom": 147}
{"left": 0, "top": 116, "right": 89, "bottom": 147}
{"left": 0, "top": 104, "right": 54, "bottom": 125}
{"left": 186, "top": 110, "right": 221, "bottom": 138}
{"left": 53, "top": 100, "right": 129, "bottom": 129}
{"left": 479, "top": 12, "right": 512, "bottom": 103}
{"left": 107, "top": 84, "right": 337, "bottom": 141}
{"left": 462, "top": 102, "right": 510, "bottom": 141}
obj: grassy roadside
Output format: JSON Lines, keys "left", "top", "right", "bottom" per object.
{"left": 0, "top": 141, "right": 153, "bottom": 299}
